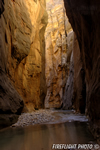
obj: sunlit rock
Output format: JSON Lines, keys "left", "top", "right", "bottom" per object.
{"left": 0, "top": 0, "right": 48, "bottom": 114}
{"left": 0, "top": 0, "right": 24, "bottom": 128}
{"left": 45, "top": 0, "right": 73, "bottom": 108}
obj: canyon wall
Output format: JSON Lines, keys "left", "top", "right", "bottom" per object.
{"left": 63, "top": 0, "right": 100, "bottom": 141}
{"left": 45, "top": 0, "right": 73, "bottom": 108}
{"left": 0, "top": 0, "right": 47, "bottom": 128}
{"left": 63, "top": 33, "right": 86, "bottom": 112}
{"left": 62, "top": 51, "right": 74, "bottom": 109}
{"left": 73, "top": 34, "right": 86, "bottom": 113}
{"left": 1, "top": 0, "right": 47, "bottom": 113}
{"left": 0, "top": 0, "right": 24, "bottom": 128}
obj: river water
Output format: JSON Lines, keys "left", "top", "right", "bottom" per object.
{"left": 0, "top": 110, "right": 97, "bottom": 150}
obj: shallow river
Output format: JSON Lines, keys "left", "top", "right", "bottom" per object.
{"left": 0, "top": 121, "right": 96, "bottom": 150}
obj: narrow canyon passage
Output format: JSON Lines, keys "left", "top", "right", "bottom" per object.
{"left": 45, "top": 0, "right": 74, "bottom": 109}
{"left": 0, "top": 0, "right": 100, "bottom": 149}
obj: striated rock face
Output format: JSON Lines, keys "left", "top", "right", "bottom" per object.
{"left": 45, "top": 0, "right": 73, "bottom": 108}
{"left": 0, "top": 0, "right": 24, "bottom": 128}
{"left": 63, "top": 0, "right": 100, "bottom": 141}
{"left": 0, "top": 0, "right": 48, "bottom": 112}
{"left": 63, "top": 33, "right": 86, "bottom": 112}
{"left": 63, "top": 52, "right": 74, "bottom": 109}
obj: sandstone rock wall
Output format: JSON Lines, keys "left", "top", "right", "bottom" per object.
{"left": 0, "top": 0, "right": 48, "bottom": 112}
{"left": 63, "top": 0, "right": 100, "bottom": 141}
{"left": 0, "top": 0, "right": 24, "bottom": 128}
{"left": 45, "top": 0, "right": 73, "bottom": 108}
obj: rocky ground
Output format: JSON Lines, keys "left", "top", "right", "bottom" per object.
{"left": 12, "top": 109, "right": 55, "bottom": 127}
{"left": 12, "top": 109, "right": 88, "bottom": 127}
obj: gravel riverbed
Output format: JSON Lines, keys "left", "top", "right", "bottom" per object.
{"left": 12, "top": 109, "right": 55, "bottom": 127}
{"left": 12, "top": 109, "right": 88, "bottom": 127}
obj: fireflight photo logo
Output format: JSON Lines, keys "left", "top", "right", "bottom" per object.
{"left": 52, "top": 144, "right": 100, "bottom": 149}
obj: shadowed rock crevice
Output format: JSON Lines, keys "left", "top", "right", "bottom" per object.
{"left": 72, "top": 34, "right": 86, "bottom": 114}
{"left": 0, "top": 0, "right": 4, "bottom": 17}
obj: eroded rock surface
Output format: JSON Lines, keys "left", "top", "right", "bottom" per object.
{"left": 1, "top": 0, "right": 48, "bottom": 112}
{"left": 63, "top": 52, "right": 74, "bottom": 109}
{"left": 0, "top": 0, "right": 24, "bottom": 128}
{"left": 0, "top": 0, "right": 48, "bottom": 128}
{"left": 63, "top": 0, "right": 100, "bottom": 141}
{"left": 45, "top": 0, "right": 73, "bottom": 108}
{"left": 73, "top": 34, "right": 86, "bottom": 113}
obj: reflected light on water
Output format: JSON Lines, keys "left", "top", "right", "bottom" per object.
{"left": 0, "top": 122, "right": 95, "bottom": 150}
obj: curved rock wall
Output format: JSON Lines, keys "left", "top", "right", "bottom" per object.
{"left": 63, "top": 0, "right": 100, "bottom": 141}
{"left": 0, "top": 0, "right": 47, "bottom": 112}
{"left": 0, "top": 0, "right": 48, "bottom": 128}
{"left": 0, "top": 0, "right": 24, "bottom": 128}
{"left": 73, "top": 34, "right": 86, "bottom": 113}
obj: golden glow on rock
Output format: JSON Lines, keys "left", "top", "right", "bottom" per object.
{"left": 45, "top": 0, "right": 73, "bottom": 108}
{"left": 1, "top": 0, "right": 48, "bottom": 112}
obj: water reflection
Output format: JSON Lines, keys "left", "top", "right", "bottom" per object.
{"left": 0, "top": 122, "right": 95, "bottom": 150}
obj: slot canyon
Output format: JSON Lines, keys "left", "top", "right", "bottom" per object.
{"left": 0, "top": 0, "right": 100, "bottom": 149}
